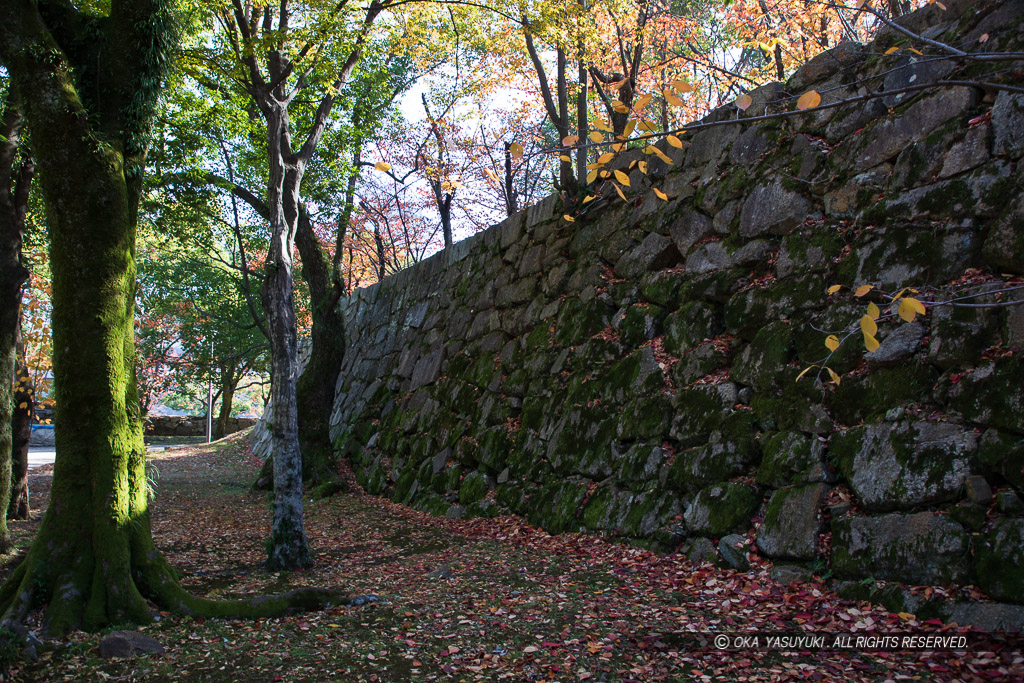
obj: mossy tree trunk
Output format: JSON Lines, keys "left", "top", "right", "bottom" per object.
{"left": 0, "top": 87, "right": 34, "bottom": 550}
{"left": 0, "top": 0, "right": 356, "bottom": 635}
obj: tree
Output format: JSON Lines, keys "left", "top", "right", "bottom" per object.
{"left": 0, "top": 0, "right": 351, "bottom": 636}
{"left": 0, "top": 83, "right": 34, "bottom": 547}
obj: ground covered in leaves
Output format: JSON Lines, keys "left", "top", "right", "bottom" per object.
{"left": 2, "top": 433, "right": 1021, "bottom": 682}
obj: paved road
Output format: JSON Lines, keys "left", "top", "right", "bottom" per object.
{"left": 28, "top": 445, "right": 170, "bottom": 469}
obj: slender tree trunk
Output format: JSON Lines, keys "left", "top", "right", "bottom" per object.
{"left": 261, "top": 105, "right": 311, "bottom": 571}
{"left": 0, "top": 92, "right": 32, "bottom": 550}
{"left": 215, "top": 362, "right": 237, "bottom": 440}
{"left": 9, "top": 322, "right": 31, "bottom": 521}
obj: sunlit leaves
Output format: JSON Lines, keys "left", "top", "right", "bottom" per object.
{"left": 374, "top": 162, "right": 392, "bottom": 172}
{"left": 561, "top": 135, "right": 579, "bottom": 146}
{"left": 653, "top": 188, "right": 668, "bottom": 201}
{"left": 854, "top": 284, "right": 874, "bottom": 297}
{"left": 735, "top": 94, "right": 753, "bottom": 111}
{"left": 825, "top": 335, "right": 840, "bottom": 351}
{"left": 797, "top": 90, "right": 821, "bottom": 110}
{"left": 827, "top": 284, "right": 842, "bottom": 295}
{"left": 510, "top": 142, "right": 524, "bottom": 161}
{"left": 613, "top": 169, "right": 630, "bottom": 186}
{"left": 666, "top": 134, "right": 683, "bottom": 148}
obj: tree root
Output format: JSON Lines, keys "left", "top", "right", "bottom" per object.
{"left": 0, "top": 524, "right": 378, "bottom": 637}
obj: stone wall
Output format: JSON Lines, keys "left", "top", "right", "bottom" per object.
{"left": 329, "top": 0, "right": 1024, "bottom": 628}
{"left": 145, "top": 415, "right": 257, "bottom": 438}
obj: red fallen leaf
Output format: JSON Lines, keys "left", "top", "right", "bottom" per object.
{"left": 541, "top": 641, "right": 562, "bottom": 648}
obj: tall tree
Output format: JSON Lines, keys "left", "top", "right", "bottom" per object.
{"left": 0, "top": 0, "right": 349, "bottom": 636}
{"left": 0, "top": 85, "right": 34, "bottom": 546}
{"left": 207, "top": 0, "right": 388, "bottom": 569}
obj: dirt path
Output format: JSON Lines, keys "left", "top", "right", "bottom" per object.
{"left": 2, "top": 434, "right": 1019, "bottom": 681}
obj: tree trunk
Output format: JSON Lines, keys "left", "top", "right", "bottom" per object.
{"left": 214, "top": 362, "right": 237, "bottom": 440}
{"left": 9, "top": 324, "right": 31, "bottom": 521}
{"left": 261, "top": 105, "right": 312, "bottom": 571}
{"left": 0, "top": 87, "right": 32, "bottom": 551}
{"left": 294, "top": 207, "right": 346, "bottom": 485}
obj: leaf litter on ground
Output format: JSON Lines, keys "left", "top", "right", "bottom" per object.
{"left": 1, "top": 431, "right": 1020, "bottom": 681}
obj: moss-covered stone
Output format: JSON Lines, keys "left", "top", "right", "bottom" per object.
{"left": 664, "top": 302, "right": 723, "bottom": 356}
{"left": 684, "top": 482, "right": 761, "bottom": 537}
{"left": 978, "top": 429, "right": 1024, "bottom": 493}
{"left": 671, "top": 339, "right": 735, "bottom": 386}
{"left": 670, "top": 383, "right": 737, "bottom": 446}
{"left": 617, "top": 395, "right": 672, "bottom": 441}
{"left": 598, "top": 346, "right": 665, "bottom": 405}
{"left": 828, "top": 362, "right": 938, "bottom": 424}
{"left": 831, "top": 421, "right": 976, "bottom": 512}
{"left": 616, "top": 443, "right": 666, "bottom": 482}
{"left": 458, "top": 470, "right": 490, "bottom": 505}
{"left": 619, "top": 303, "right": 665, "bottom": 346}
{"left": 974, "top": 519, "right": 1024, "bottom": 604}
{"left": 731, "top": 321, "right": 792, "bottom": 392}
{"left": 526, "top": 480, "right": 588, "bottom": 534}
{"left": 665, "top": 418, "right": 759, "bottom": 492}
{"left": 756, "top": 431, "right": 824, "bottom": 488}
{"left": 831, "top": 512, "right": 971, "bottom": 585}
{"left": 757, "top": 483, "right": 827, "bottom": 560}
{"left": 639, "top": 271, "right": 683, "bottom": 307}
{"left": 547, "top": 405, "right": 619, "bottom": 478}
{"left": 949, "top": 359, "right": 1024, "bottom": 435}
{"left": 554, "top": 298, "right": 613, "bottom": 346}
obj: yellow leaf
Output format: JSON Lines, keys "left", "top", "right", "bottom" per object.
{"left": 638, "top": 119, "right": 658, "bottom": 133}
{"left": 796, "top": 366, "right": 816, "bottom": 382}
{"left": 860, "top": 315, "right": 878, "bottom": 337}
{"left": 583, "top": 195, "right": 596, "bottom": 204}
{"left": 635, "top": 94, "right": 652, "bottom": 110}
{"left": 897, "top": 612, "right": 915, "bottom": 622}
{"left": 863, "top": 331, "right": 880, "bottom": 353}
{"left": 600, "top": 170, "right": 610, "bottom": 178}
{"left": 612, "top": 102, "right": 629, "bottom": 114}
{"left": 866, "top": 302, "right": 880, "bottom": 319}
{"left": 667, "top": 134, "right": 683, "bottom": 148}
{"left": 484, "top": 168, "right": 499, "bottom": 182}
{"left": 614, "top": 169, "right": 630, "bottom": 186}
{"left": 653, "top": 188, "right": 668, "bottom": 201}
{"left": 884, "top": 46, "right": 900, "bottom": 55}
{"left": 586, "top": 170, "right": 599, "bottom": 184}
{"left": 797, "top": 90, "right": 822, "bottom": 111}
{"left": 908, "top": 48, "right": 923, "bottom": 55}
{"left": 650, "top": 147, "right": 673, "bottom": 164}
{"left": 589, "top": 131, "right": 603, "bottom": 143}
{"left": 898, "top": 297, "right": 926, "bottom": 322}
{"left": 622, "top": 120, "right": 637, "bottom": 137}
{"left": 827, "top": 284, "right": 842, "bottom": 295}
{"left": 827, "top": 367, "right": 842, "bottom": 385}
{"left": 559, "top": 155, "right": 572, "bottom": 162}
{"left": 638, "top": 161, "right": 648, "bottom": 174}
{"left": 825, "top": 335, "right": 840, "bottom": 351}
{"left": 594, "top": 118, "right": 612, "bottom": 132}
{"left": 374, "top": 162, "right": 392, "bottom": 172}
{"left": 672, "top": 79, "right": 693, "bottom": 93}
{"left": 561, "top": 135, "right": 579, "bottom": 146}
{"left": 736, "top": 93, "right": 753, "bottom": 111}
{"left": 586, "top": 162, "right": 605, "bottom": 170}
{"left": 18, "top": 402, "right": 27, "bottom": 410}
{"left": 612, "top": 143, "right": 625, "bottom": 152}
{"left": 665, "top": 92, "right": 684, "bottom": 107}
{"left": 612, "top": 182, "right": 627, "bottom": 202}
{"left": 854, "top": 284, "right": 874, "bottom": 297}
{"left": 510, "top": 143, "right": 524, "bottom": 160}
{"left": 598, "top": 152, "right": 615, "bottom": 164}
{"left": 563, "top": 214, "right": 575, "bottom": 223}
